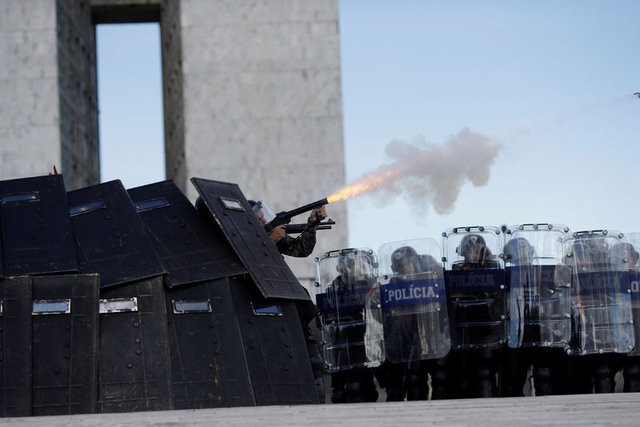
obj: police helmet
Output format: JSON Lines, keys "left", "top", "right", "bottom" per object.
{"left": 391, "top": 246, "right": 419, "bottom": 274}
{"left": 456, "top": 234, "right": 487, "bottom": 257}
{"left": 503, "top": 237, "right": 534, "bottom": 263}
{"left": 337, "top": 250, "right": 375, "bottom": 276}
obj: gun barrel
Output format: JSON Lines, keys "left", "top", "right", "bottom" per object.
{"left": 284, "top": 221, "right": 333, "bottom": 234}
{"left": 283, "top": 198, "right": 329, "bottom": 219}
{"left": 264, "top": 197, "right": 329, "bottom": 232}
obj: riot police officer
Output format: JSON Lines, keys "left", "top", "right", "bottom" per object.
{"left": 374, "top": 241, "right": 451, "bottom": 401}
{"left": 442, "top": 227, "right": 506, "bottom": 399}
{"left": 563, "top": 232, "right": 635, "bottom": 394}
{"left": 327, "top": 252, "right": 379, "bottom": 403}
{"left": 315, "top": 249, "right": 382, "bottom": 403}
{"left": 377, "top": 246, "right": 429, "bottom": 401}
{"left": 248, "top": 199, "right": 327, "bottom": 257}
{"left": 500, "top": 225, "right": 572, "bottom": 397}
{"left": 610, "top": 241, "right": 640, "bottom": 392}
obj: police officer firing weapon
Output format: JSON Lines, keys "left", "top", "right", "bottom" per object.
{"left": 249, "top": 199, "right": 330, "bottom": 257}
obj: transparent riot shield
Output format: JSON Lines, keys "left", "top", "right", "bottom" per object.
{"left": 314, "top": 248, "right": 384, "bottom": 371}
{"left": 503, "top": 224, "right": 572, "bottom": 349}
{"left": 376, "top": 238, "right": 450, "bottom": 363}
{"left": 443, "top": 226, "right": 506, "bottom": 350}
{"left": 564, "top": 231, "right": 635, "bottom": 355}
{"left": 620, "top": 232, "right": 640, "bottom": 357}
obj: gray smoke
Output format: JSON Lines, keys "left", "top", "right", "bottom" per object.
{"left": 355, "top": 127, "right": 502, "bottom": 214}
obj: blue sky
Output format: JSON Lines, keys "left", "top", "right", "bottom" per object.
{"left": 97, "top": 1, "right": 640, "bottom": 252}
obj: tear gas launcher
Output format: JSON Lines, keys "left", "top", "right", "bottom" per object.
{"left": 264, "top": 198, "right": 330, "bottom": 232}
{"left": 284, "top": 219, "right": 335, "bottom": 234}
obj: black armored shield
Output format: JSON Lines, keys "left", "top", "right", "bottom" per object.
{"left": 0, "top": 174, "right": 78, "bottom": 276}
{"left": 128, "top": 180, "right": 246, "bottom": 287}
{"left": 190, "top": 177, "right": 309, "bottom": 301}
{"left": 31, "top": 274, "right": 100, "bottom": 416}
{"left": 67, "top": 180, "right": 166, "bottom": 288}
{"left": 165, "top": 277, "right": 255, "bottom": 409}
{"left": 0, "top": 276, "right": 32, "bottom": 417}
{"left": 229, "top": 275, "right": 319, "bottom": 405}
{"left": 97, "top": 276, "right": 172, "bottom": 413}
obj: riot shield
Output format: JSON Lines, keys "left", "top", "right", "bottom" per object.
{"left": 67, "top": 180, "right": 166, "bottom": 288}
{"left": 564, "top": 231, "right": 635, "bottom": 355}
{"left": 228, "top": 275, "right": 320, "bottom": 405}
{"left": 0, "top": 174, "right": 78, "bottom": 276}
{"left": 376, "top": 238, "right": 450, "bottom": 362}
{"left": 190, "top": 177, "right": 309, "bottom": 301}
{"left": 127, "top": 180, "right": 246, "bottom": 287}
{"left": 128, "top": 180, "right": 254, "bottom": 408}
{"left": 619, "top": 233, "right": 640, "bottom": 356}
{"left": 0, "top": 276, "right": 31, "bottom": 417}
{"left": 97, "top": 276, "right": 172, "bottom": 413}
{"left": 504, "top": 224, "right": 572, "bottom": 349}
{"left": 314, "top": 248, "right": 384, "bottom": 371}
{"left": 165, "top": 277, "right": 255, "bottom": 409}
{"left": 443, "top": 227, "right": 506, "bottom": 350}
{"left": 67, "top": 181, "right": 172, "bottom": 412}
{"left": 31, "top": 274, "right": 100, "bottom": 416}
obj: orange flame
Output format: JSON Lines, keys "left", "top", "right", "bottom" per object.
{"left": 326, "top": 168, "right": 402, "bottom": 204}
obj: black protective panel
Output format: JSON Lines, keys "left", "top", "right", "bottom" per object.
{"left": 0, "top": 276, "right": 32, "bottom": 417}
{"left": 229, "top": 276, "right": 319, "bottom": 405}
{"left": 128, "top": 180, "right": 246, "bottom": 287}
{"left": 0, "top": 174, "right": 78, "bottom": 276}
{"left": 67, "top": 180, "right": 165, "bottom": 288}
{"left": 31, "top": 274, "right": 100, "bottom": 416}
{"left": 97, "top": 276, "right": 172, "bottom": 413}
{"left": 190, "top": 177, "right": 309, "bottom": 301}
{"left": 165, "top": 277, "right": 255, "bottom": 409}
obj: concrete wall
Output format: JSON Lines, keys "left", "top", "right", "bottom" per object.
{"left": 0, "top": 0, "right": 61, "bottom": 181}
{"left": 178, "top": 0, "right": 347, "bottom": 282}
{"left": 57, "top": 0, "right": 100, "bottom": 189}
{"left": 0, "top": 0, "right": 100, "bottom": 189}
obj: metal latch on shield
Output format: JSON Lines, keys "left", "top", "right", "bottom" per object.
{"left": 0, "top": 191, "right": 40, "bottom": 205}
{"left": 172, "top": 299, "right": 212, "bottom": 314}
{"left": 32, "top": 299, "right": 71, "bottom": 315}
{"left": 100, "top": 297, "right": 138, "bottom": 313}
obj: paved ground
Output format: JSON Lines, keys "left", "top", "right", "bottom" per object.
{"left": 1, "top": 393, "right": 639, "bottom": 426}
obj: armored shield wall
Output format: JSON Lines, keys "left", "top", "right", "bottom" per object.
{"left": 127, "top": 180, "right": 246, "bottom": 287}
{"left": 66, "top": 179, "right": 172, "bottom": 412}
{"left": 0, "top": 174, "right": 78, "bottom": 276}
{"left": 0, "top": 276, "right": 32, "bottom": 417}
{"left": 229, "top": 275, "right": 319, "bottom": 405}
{"left": 165, "top": 277, "right": 255, "bottom": 409}
{"left": 97, "top": 276, "right": 172, "bottom": 413}
{"left": 190, "top": 177, "right": 309, "bottom": 301}
{"left": 67, "top": 180, "right": 166, "bottom": 288}
{"left": 31, "top": 274, "right": 100, "bottom": 416}
{"left": 128, "top": 180, "right": 256, "bottom": 408}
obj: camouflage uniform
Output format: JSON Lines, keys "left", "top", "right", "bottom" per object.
{"left": 276, "top": 223, "right": 319, "bottom": 257}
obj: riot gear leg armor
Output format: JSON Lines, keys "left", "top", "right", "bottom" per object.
{"left": 623, "top": 359, "right": 640, "bottom": 392}
{"left": 405, "top": 361, "right": 428, "bottom": 401}
{"left": 428, "top": 357, "right": 449, "bottom": 400}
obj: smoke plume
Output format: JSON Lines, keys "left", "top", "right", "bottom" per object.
{"left": 328, "top": 128, "right": 502, "bottom": 215}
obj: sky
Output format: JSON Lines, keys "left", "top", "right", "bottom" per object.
{"left": 97, "top": 0, "right": 640, "bottom": 253}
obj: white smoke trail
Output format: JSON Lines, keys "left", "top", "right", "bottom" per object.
{"left": 328, "top": 128, "right": 502, "bottom": 215}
